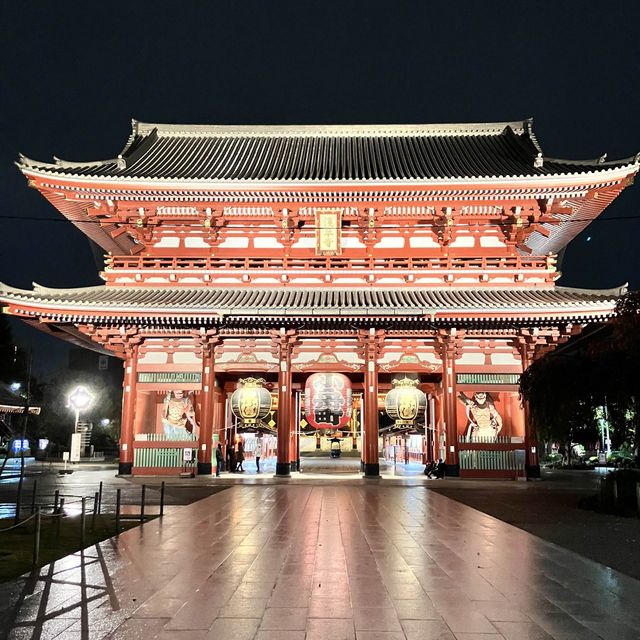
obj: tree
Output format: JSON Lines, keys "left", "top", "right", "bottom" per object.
{"left": 520, "top": 290, "right": 640, "bottom": 464}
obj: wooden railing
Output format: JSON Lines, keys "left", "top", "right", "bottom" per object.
{"left": 106, "top": 255, "right": 551, "bottom": 273}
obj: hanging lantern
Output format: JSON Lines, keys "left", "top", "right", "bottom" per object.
{"left": 304, "top": 373, "right": 352, "bottom": 430}
{"left": 230, "top": 378, "right": 272, "bottom": 425}
{"left": 384, "top": 377, "right": 427, "bottom": 426}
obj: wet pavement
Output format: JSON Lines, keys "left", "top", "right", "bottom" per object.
{"left": 1, "top": 484, "right": 639, "bottom": 639}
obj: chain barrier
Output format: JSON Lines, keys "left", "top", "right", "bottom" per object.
{"left": 0, "top": 482, "right": 165, "bottom": 566}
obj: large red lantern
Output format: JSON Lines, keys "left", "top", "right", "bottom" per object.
{"left": 304, "top": 373, "right": 352, "bottom": 430}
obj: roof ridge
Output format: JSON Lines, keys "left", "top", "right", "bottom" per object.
{"left": 555, "top": 283, "right": 628, "bottom": 297}
{"left": 132, "top": 121, "right": 529, "bottom": 138}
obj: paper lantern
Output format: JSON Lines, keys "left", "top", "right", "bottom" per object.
{"left": 304, "top": 373, "right": 352, "bottom": 430}
{"left": 230, "top": 378, "right": 273, "bottom": 424}
{"left": 384, "top": 377, "right": 426, "bottom": 426}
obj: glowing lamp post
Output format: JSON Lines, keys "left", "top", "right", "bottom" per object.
{"left": 68, "top": 385, "right": 93, "bottom": 431}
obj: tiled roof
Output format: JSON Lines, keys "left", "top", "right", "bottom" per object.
{"left": 0, "top": 384, "right": 40, "bottom": 414}
{"left": 0, "top": 284, "right": 622, "bottom": 320}
{"left": 17, "top": 120, "right": 638, "bottom": 183}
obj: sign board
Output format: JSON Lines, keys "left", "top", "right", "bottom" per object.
{"left": 183, "top": 448, "right": 193, "bottom": 462}
{"left": 456, "top": 373, "right": 520, "bottom": 385}
{"left": 62, "top": 451, "right": 70, "bottom": 461}
{"left": 315, "top": 208, "right": 342, "bottom": 255}
{"left": 70, "top": 433, "right": 82, "bottom": 462}
{"left": 98, "top": 355, "right": 109, "bottom": 371}
{"left": 598, "top": 452, "right": 606, "bottom": 464}
{"left": 137, "top": 372, "right": 201, "bottom": 384}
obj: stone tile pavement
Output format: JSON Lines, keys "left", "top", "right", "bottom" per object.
{"left": 1, "top": 485, "right": 639, "bottom": 639}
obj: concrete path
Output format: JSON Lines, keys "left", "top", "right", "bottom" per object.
{"left": 1, "top": 485, "right": 639, "bottom": 639}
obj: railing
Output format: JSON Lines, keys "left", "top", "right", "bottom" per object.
{"left": 459, "top": 449, "right": 525, "bottom": 471}
{"left": 458, "top": 435, "right": 522, "bottom": 444}
{"left": 135, "top": 433, "right": 197, "bottom": 442}
{"left": 133, "top": 446, "right": 197, "bottom": 469}
{"left": 106, "top": 254, "right": 551, "bottom": 273}
{"left": 0, "top": 480, "right": 166, "bottom": 566}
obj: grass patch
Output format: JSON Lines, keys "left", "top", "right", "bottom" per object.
{"left": 0, "top": 514, "right": 151, "bottom": 582}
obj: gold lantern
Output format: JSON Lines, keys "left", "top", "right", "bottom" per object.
{"left": 384, "top": 377, "right": 427, "bottom": 426}
{"left": 230, "top": 378, "right": 273, "bottom": 425}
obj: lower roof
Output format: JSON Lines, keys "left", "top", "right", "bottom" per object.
{"left": 0, "top": 283, "right": 624, "bottom": 324}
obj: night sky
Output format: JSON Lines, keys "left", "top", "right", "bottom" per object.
{"left": 2, "top": 1, "right": 639, "bottom": 375}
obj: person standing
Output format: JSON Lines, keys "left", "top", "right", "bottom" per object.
{"left": 254, "top": 434, "right": 263, "bottom": 473}
{"left": 215, "top": 443, "right": 224, "bottom": 477}
{"left": 226, "top": 441, "right": 236, "bottom": 473}
{"left": 236, "top": 440, "right": 245, "bottom": 472}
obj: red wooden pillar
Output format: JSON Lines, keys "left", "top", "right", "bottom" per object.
{"left": 439, "top": 331, "right": 460, "bottom": 476}
{"left": 276, "top": 331, "right": 292, "bottom": 477}
{"left": 119, "top": 343, "right": 139, "bottom": 475}
{"left": 363, "top": 330, "right": 381, "bottom": 477}
{"left": 519, "top": 342, "right": 541, "bottom": 478}
{"left": 197, "top": 343, "right": 216, "bottom": 475}
{"left": 290, "top": 389, "right": 299, "bottom": 471}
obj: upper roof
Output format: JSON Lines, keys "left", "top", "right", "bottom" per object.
{"left": 17, "top": 119, "right": 639, "bottom": 183}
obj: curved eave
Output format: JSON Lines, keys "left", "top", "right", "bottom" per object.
{"left": 0, "top": 293, "right": 618, "bottom": 325}
{"left": 18, "top": 161, "right": 639, "bottom": 191}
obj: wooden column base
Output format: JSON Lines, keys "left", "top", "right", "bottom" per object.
{"left": 197, "top": 462, "right": 212, "bottom": 475}
{"left": 526, "top": 464, "right": 541, "bottom": 479}
{"left": 118, "top": 462, "right": 133, "bottom": 475}
{"left": 363, "top": 462, "right": 380, "bottom": 478}
{"left": 275, "top": 462, "right": 291, "bottom": 477}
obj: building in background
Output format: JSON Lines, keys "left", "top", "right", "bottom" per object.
{"left": 1, "top": 120, "right": 638, "bottom": 477}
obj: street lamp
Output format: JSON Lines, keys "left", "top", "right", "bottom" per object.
{"left": 68, "top": 386, "right": 94, "bottom": 431}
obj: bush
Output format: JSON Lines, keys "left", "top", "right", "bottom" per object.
{"left": 599, "top": 468, "right": 640, "bottom": 515}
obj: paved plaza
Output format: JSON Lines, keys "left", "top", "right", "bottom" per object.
{"left": 1, "top": 483, "right": 640, "bottom": 640}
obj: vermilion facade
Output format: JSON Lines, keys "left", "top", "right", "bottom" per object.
{"left": 2, "top": 120, "right": 638, "bottom": 477}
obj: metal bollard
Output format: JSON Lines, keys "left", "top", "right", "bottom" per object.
{"left": 33, "top": 507, "right": 41, "bottom": 565}
{"left": 115, "top": 488, "right": 121, "bottom": 534}
{"left": 53, "top": 489, "right": 59, "bottom": 515}
{"left": 56, "top": 498, "right": 65, "bottom": 539}
{"left": 31, "top": 479, "right": 38, "bottom": 515}
{"left": 140, "top": 485, "right": 146, "bottom": 523}
{"left": 81, "top": 497, "right": 86, "bottom": 545}
{"left": 613, "top": 477, "right": 618, "bottom": 508}
{"left": 160, "top": 481, "right": 165, "bottom": 517}
{"left": 92, "top": 492, "right": 99, "bottom": 531}
{"left": 636, "top": 483, "right": 640, "bottom": 518}
{"left": 98, "top": 481, "right": 103, "bottom": 515}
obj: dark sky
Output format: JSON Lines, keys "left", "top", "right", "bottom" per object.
{"left": 1, "top": 1, "right": 639, "bottom": 375}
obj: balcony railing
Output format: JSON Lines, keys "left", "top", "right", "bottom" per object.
{"left": 106, "top": 255, "right": 551, "bottom": 273}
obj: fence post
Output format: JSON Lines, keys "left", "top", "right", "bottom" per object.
{"left": 33, "top": 507, "right": 41, "bottom": 566}
{"left": 160, "top": 481, "right": 165, "bottom": 517}
{"left": 31, "top": 479, "right": 38, "bottom": 515}
{"left": 56, "top": 498, "right": 65, "bottom": 539}
{"left": 81, "top": 497, "right": 86, "bottom": 545}
{"left": 98, "top": 481, "right": 103, "bottom": 515}
{"left": 92, "top": 492, "right": 99, "bottom": 531}
{"left": 140, "top": 485, "right": 146, "bottom": 523}
{"left": 115, "top": 488, "right": 121, "bottom": 534}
